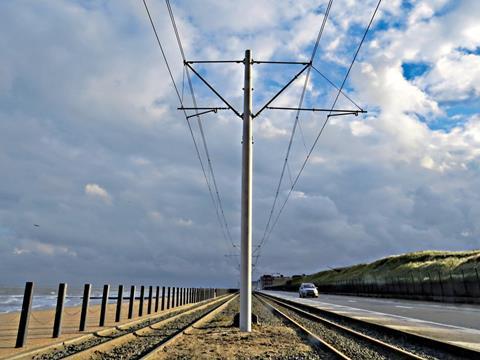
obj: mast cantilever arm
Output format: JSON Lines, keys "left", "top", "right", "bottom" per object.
{"left": 253, "top": 64, "right": 310, "bottom": 118}
{"left": 185, "top": 60, "right": 243, "bottom": 64}
{"left": 266, "top": 106, "right": 367, "bottom": 114}
{"left": 252, "top": 60, "right": 311, "bottom": 65}
{"left": 327, "top": 111, "right": 364, "bottom": 118}
{"left": 185, "top": 63, "right": 242, "bottom": 118}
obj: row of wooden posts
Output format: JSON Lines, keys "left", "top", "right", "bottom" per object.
{"left": 16, "top": 282, "right": 218, "bottom": 348}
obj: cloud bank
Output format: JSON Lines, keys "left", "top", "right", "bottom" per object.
{"left": 0, "top": 0, "right": 479, "bottom": 287}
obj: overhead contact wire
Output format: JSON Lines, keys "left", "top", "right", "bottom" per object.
{"left": 261, "top": 0, "right": 383, "bottom": 257}
{"left": 255, "top": 0, "right": 334, "bottom": 260}
{"left": 142, "top": 0, "right": 233, "bottom": 255}
{"left": 165, "top": 0, "right": 237, "bottom": 253}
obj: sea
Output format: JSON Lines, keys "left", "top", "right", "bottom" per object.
{"left": 0, "top": 286, "right": 114, "bottom": 313}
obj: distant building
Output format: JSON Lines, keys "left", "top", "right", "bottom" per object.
{"left": 259, "top": 274, "right": 292, "bottom": 289}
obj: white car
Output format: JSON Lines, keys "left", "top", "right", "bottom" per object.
{"left": 299, "top": 283, "right": 319, "bottom": 298}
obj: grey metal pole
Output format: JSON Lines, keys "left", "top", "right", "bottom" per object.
{"left": 79, "top": 283, "right": 91, "bottom": 331}
{"left": 52, "top": 283, "right": 67, "bottom": 338}
{"left": 240, "top": 49, "right": 253, "bottom": 332}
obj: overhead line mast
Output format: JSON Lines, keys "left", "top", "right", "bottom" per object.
{"left": 144, "top": 0, "right": 373, "bottom": 332}
{"left": 177, "top": 55, "right": 363, "bottom": 332}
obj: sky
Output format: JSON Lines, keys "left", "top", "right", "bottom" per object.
{"left": 1, "top": 0, "right": 480, "bottom": 288}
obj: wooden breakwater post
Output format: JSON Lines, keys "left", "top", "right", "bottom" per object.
{"left": 99, "top": 284, "right": 109, "bottom": 326}
{"left": 139, "top": 286, "right": 145, "bottom": 317}
{"left": 161, "top": 286, "right": 166, "bottom": 311}
{"left": 15, "top": 281, "right": 34, "bottom": 348}
{"left": 79, "top": 283, "right": 91, "bottom": 331}
{"left": 115, "top": 285, "right": 123, "bottom": 322}
{"left": 52, "top": 283, "right": 67, "bottom": 338}
{"left": 128, "top": 285, "right": 135, "bottom": 319}
{"left": 147, "top": 286, "right": 153, "bottom": 314}
{"left": 171, "top": 287, "right": 175, "bottom": 308}
{"left": 155, "top": 286, "right": 160, "bottom": 312}
{"left": 167, "top": 287, "right": 171, "bottom": 309}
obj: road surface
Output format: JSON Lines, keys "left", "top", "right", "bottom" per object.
{"left": 264, "top": 290, "right": 480, "bottom": 331}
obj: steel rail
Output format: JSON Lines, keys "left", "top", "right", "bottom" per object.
{"left": 259, "top": 292, "right": 480, "bottom": 360}
{"left": 258, "top": 293, "right": 427, "bottom": 360}
{"left": 10, "top": 294, "right": 233, "bottom": 360}
{"left": 140, "top": 294, "right": 238, "bottom": 359}
{"left": 60, "top": 294, "right": 236, "bottom": 360}
{"left": 255, "top": 294, "right": 351, "bottom": 359}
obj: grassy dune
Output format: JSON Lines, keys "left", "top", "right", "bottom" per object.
{"left": 294, "top": 250, "right": 480, "bottom": 286}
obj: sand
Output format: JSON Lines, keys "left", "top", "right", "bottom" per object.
{"left": 0, "top": 298, "right": 170, "bottom": 359}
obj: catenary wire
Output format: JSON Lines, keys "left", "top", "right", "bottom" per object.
{"left": 311, "top": 65, "right": 363, "bottom": 111}
{"left": 165, "top": 0, "right": 237, "bottom": 252}
{"left": 142, "top": 0, "right": 236, "bottom": 258}
{"left": 256, "top": 0, "right": 334, "bottom": 256}
{"left": 255, "top": 0, "right": 382, "bottom": 267}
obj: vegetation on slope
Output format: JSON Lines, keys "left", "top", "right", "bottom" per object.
{"left": 293, "top": 250, "right": 480, "bottom": 286}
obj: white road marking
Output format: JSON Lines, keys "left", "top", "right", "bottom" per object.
{"left": 264, "top": 291, "right": 480, "bottom": 333}
{"left": 395, "top": 305, "right": 413, "bottom": 309}
{"left": 320, "top": 294, "right": 480, "bottom": 312}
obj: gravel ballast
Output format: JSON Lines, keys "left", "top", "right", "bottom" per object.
{"left": 156, "top": 295, "right": 336, "bottom": 360}
{"left": 264, "top": 294, "right": 466, "bottom": 360}
{"left": 92, "top": 299, "right": 227, "bottom": 359}
{"left": 32, "top": 300, "right": 220, "bottom": 360}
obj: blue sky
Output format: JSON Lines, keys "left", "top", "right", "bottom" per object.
{"left": 0, "top": 0, "right": 479, "bottom": 288}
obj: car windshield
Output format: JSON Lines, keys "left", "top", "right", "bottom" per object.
{"left": 303, "top": 284, "right": 315, "bottom": 288}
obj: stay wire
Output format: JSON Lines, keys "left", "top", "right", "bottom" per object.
{"left": 142, "top": 0, "right": 233, "bottom": 256}
{"left": 255, "top": 0, "right": 334, "bottom": 257}
{"left": 258, "top": 0, "right": 383, "bottom": 265}
{"left": 165, "top": 0, "right": 237, "bottom": 253}
{"left": 311, "top": 65, "right": 363, "bottom": 111}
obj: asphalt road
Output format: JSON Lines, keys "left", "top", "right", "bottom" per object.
{"left": 265, "top": 290, "right": 480, "bottom": 331}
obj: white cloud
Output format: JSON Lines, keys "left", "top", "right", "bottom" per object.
{"left": 350, "top": 120, "right": 374, "bottom": 137}
{"left": 175, "top": 218, "right": 193, "bottom": 227}
{"left": 149, "top": 211, "right": 164, "bottom": 222}
{"left": 13, "top": 240, "right": 77, "bottom": 257}
{"left": 256, "top": 118, "right": 288, "bottom": 139}
{"left": 291, "top": 191, "right": 307, "bottom": 199}
{"left": 2, "top": 0, "right": 480, "bottom": 286}
{"left": 418, "top": 51, "right": 480, "bottom": 101}
{"left": 85, "top": 183, "right": 111, "bottom": 203}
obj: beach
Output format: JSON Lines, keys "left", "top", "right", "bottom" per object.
{"left": 0, "top": 298, "right": 163, "bottom": 359}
